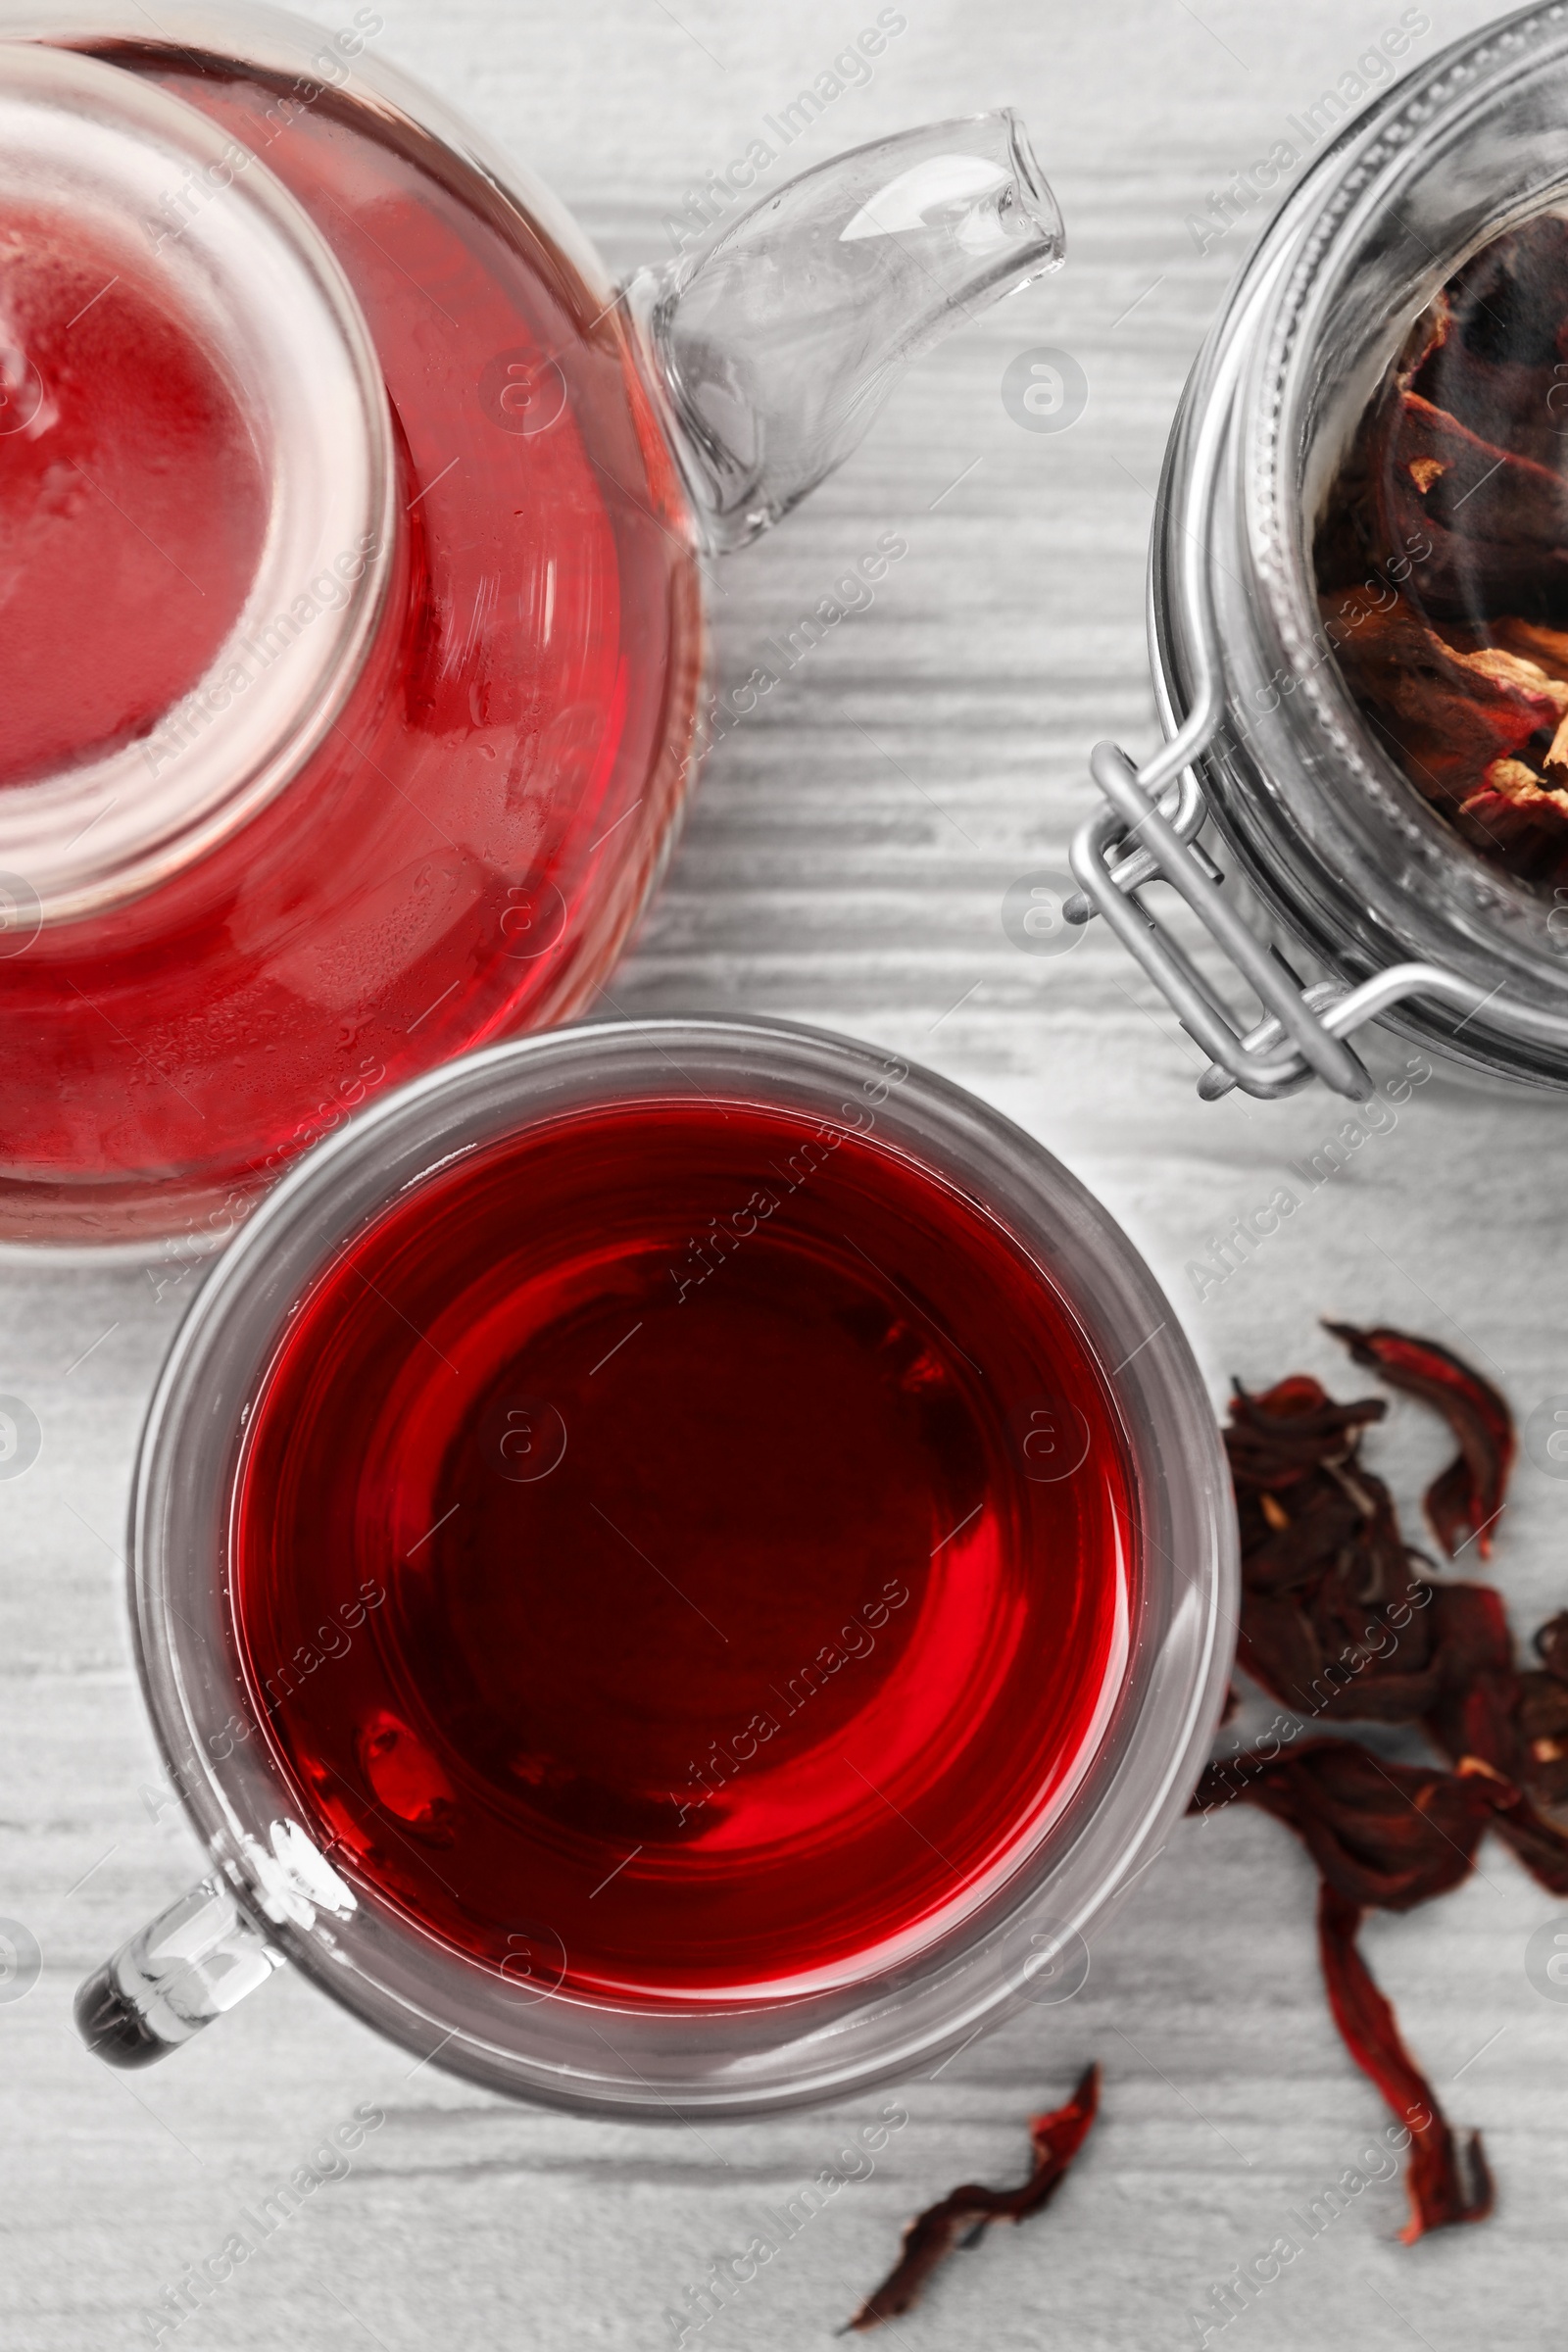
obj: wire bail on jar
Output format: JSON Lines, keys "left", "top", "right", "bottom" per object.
{"left": 1065, "top": 733, "right": 1506, "bottom": 1104}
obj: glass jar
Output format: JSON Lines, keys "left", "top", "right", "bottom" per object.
{"left": 75, "top": 1019, "right": 1234, "bottom": 2114}
{"left": 1070, "top": 1, "right": 1568, "bottom": 1102}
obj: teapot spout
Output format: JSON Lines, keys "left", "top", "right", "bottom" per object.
{"left": 627, "top": 111, "right": 1063, "bottom": 554}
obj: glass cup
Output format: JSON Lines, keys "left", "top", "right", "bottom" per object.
{"left": 76, "top": 1017, "right": 1235, "bottom": 2116}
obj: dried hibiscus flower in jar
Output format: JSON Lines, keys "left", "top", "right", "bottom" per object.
{"left": 1316, "top": 214, "right": 1568, "bottom": 883}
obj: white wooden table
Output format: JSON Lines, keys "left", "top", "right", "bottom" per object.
{"left": 8, "top": 1, "right": 1566, "bottom": 2346}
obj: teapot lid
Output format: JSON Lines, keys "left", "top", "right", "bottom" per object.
{"left": 0, "top": 41, "right": 393, "bottom": 922}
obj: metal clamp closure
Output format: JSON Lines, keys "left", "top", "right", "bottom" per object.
{"left": 1065, "top": 741, "right": 1508, "bottom": 1102}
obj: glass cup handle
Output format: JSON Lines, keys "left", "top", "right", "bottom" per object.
{"left": 74, "top": 1877, "right": 282, "bottom": 2069}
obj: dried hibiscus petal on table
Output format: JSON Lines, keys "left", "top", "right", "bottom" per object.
{"left": 1223, "top": 1366, "right": 1444, "bottom": 1723}
{"left": 1225, "top": 1326, "right": 1568, "bottom": 1885}
{"left": 1517, "top": 1611, "right": 1568, "bottom": 1806}
{"left": 1195, "top": 1737, "right": 1497, "bottom": 1908}
{"left": 1318, "top": 1880, "right": 1494, "bottom": 2240}
{"left": 845, "top": 1324, "right": 1562, "bottom": 2319}
{"left": 1322, "top": 1322, "right": 1514, "bottom": 1560}
{"left": 1202, "top": 1321, "right": 1568, "bottom": 2247}
{"left": 843, "top": 2065, "right": 1100, "bottom": 2330}
{"left": 1422, "top": 1588, "right": 1568, "bottom": 1898}
{"left": 1191, "top": 1739, "right": 1500, "bottom": 2239}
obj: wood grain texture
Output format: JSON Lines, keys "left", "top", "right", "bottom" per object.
{"left": 5, "top": 2, "right": 1565, "bottom": 2349}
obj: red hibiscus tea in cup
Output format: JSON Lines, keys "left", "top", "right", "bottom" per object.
{"left": 230, "top": 1092, "right": 1136, "bottom": 2001}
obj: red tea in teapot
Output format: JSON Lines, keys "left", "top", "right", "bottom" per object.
{"left": 0, "top": 199, "right": 269, "bottom": 782}
{"left": 0, "top": 41, "right": 702, "bottom": 1240}
{"left": 0, "top": 32, "right": 1061, "bottom": 1242}
{"left": 230, "top": 1095, "right": 1134, "bottom": 2000}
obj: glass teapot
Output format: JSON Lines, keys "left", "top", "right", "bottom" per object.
{"left": 0, "top": 1, "right": 1061, "bottom": 1243}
